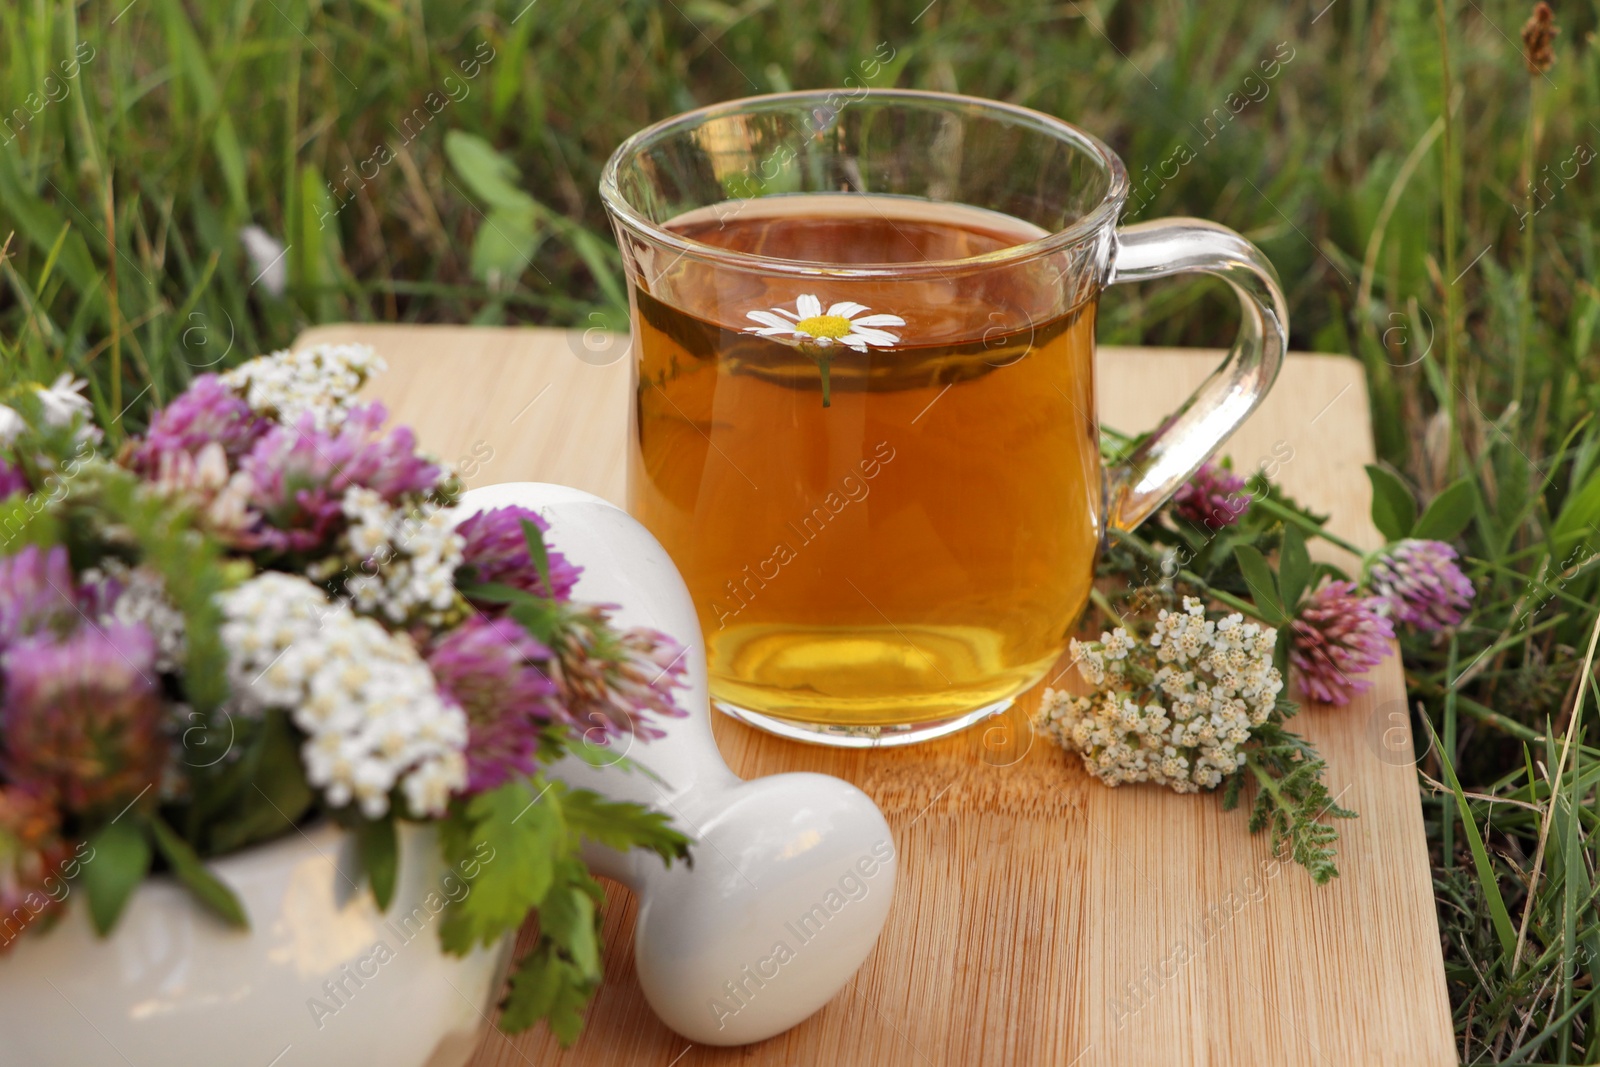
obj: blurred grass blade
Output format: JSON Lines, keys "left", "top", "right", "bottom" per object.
{"left": 1424, "top": 713, "right": 1516, "bottom": 961}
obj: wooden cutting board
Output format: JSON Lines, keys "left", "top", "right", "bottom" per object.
{"left": 300, "top": 323, "right": 1454, "bottom": 1067}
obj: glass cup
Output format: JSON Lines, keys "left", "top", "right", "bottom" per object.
{"left": 600, "top": 90, "right": 1286, "bottom": 747}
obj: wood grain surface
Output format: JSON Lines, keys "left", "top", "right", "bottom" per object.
{"left": 299, "top": 323, "right": 1455, "bottom": 1067}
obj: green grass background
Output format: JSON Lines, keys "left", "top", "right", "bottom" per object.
{"left": 4, "top": 0, "right": 1600, "bottom": 1060}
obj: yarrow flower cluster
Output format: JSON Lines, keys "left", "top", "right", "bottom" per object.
{"left": 1038, "top": 598, "right": 1283, "bottom": 793}
{"left": 1367, "top": 538, "right": 1475, "bottom": 631}
{"left": 339, "top": 487, "right": 464, "bottom": 626}
{"left": 1171, "top": 460, "right": 1251, "bottom": 529}
{"left": 81, "top": 560, "right": 188, "bottom": 672}
{"left": 219, "top": 572, "right": 467, "bottom": 818}
{"left": 221, "top": 343, "right": 385, "bottom": 431}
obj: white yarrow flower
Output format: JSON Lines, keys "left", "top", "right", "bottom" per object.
{"left": 222, "top": 343, "right": 387, "bottom": 430}
{"left": 744, "top": 294, "right": 905, "bottom": 351}
{"left": 1038, "top": 597, "right": 1282, "bottom": 794}
{"left": 84, "top": 561, "right": 188, "bottom": 672}
{"left": 217, "top": 572, "right": 467, "bottom": 818}
{"left": 337, "top": 488, "right": 464, "bottom": 626}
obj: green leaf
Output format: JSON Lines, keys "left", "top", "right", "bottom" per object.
{"left": 444, "top": 132, "right": 545, "bottom": 290}
{"left": 1234, "top": 544, "right": 1285, "bottom": 622}
{"left": 497, "top": 859, "right": 609, "bottom": 1042}
{"left": 1365, "top": 464, "right": 1417, "bottom": 542}
{"left": 202, "top": 710, "right": 315, "bottom": 855}
{"left": 499, "top": 943, "right": 596, "bottom": 1042}
{"left": 356, "top": 816, "right": 400, "bottom": 912}
{"left": 538, "top": 859, "right": 604, "bottom": 983}
{"left": 520, "top": 518, "right": 555, "bottom": 599}
{"left": 437, "top": 778, "right": 564, "bottom": 954}
{"left": 508, "top": 598, "right": 562, "bottom": 644}
{"left": 1220, "top": 768, "right": 1245, "bottom": 811}
{"left": 445, "top": 130, "right": 540, "bottom": 215}
{"left": 1240, "top": 720, "right": 1355, "bottom": 884}
{"left": 1552, "top": 465, "right": 1600, "bottom": 553}
{"left": 149, "top": 816, "right": 249, "bottom": 929}
{"left": 1277, "top": 524, "right": 1312, "bottom": 613}
{"left": 456, "top": 580, "right": 534, "bottom": 604}
{"left": 559, "top": 785, "right": 692, "bottom": 867}
{"left": 83, "top": 466, "right": 231, "bottom": 713}
{"left": 458, "top": 582, "right": 563, "bottom": 646}
{"left": 470, "top": 209, "right": 541, "bottom": 289}
{"left": 1412, "top": 477, "right": 1475, "bottom": 541}
{"left": 213, "top": 114, "right": 249, "bottom": 217}
{"left": 80, "top": 820, "right": 152, "bottom": 936}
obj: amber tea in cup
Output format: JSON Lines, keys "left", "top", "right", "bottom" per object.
{"left": 602, "top": 91, "right": 1286, "bottom": 746}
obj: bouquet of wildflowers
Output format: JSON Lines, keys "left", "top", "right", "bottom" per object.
{"left": 0, "top": 346, "right": 690, "bottom": 1041}
{"left": 1040, "top": 453, "right": 1475, "bottom": 884}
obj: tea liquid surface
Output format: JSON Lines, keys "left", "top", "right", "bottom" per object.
{"left": 629, "top": 194, "right": 1100, "bottom": 725}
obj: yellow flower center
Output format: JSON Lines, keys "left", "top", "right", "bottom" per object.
{"left": 794, "top": 314, "right": 853, "bottom": 340}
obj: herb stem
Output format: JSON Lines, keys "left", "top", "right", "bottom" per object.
{"left": 1473, "top": 556, "right": 1598, "bottom": 616}
{"left": 1442, "top": 630, "right": 1460, "bottom": 870}
{"left": 1089, "top": 586, "right": 1128, "bottom": 630}
{"left": 1110, "top": 527, "right": 1274, "bottom": 622}
{"left": 1434, "top": 0, "right": 1464, "bottom": 477}
{"left": 1516, "top": 76, "right": 1539, "bottom": 408}
{"left": 1406, "top": 681, "right": 1550, "bottom": 746}
{"left": 1247, "top": 495, "right": 1368, "bottom": 556}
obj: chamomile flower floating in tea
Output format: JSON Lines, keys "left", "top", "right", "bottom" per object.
{"left": 744, "top": 294, "right": 906, "bottom": 350}
{"left": 744, "top": 294, "right": 905, "bottom": 407}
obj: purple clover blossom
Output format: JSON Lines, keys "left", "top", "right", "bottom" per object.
{"left": 1289, "top": 578, "right": 1395, "bottom": 706}
{"left": 240, "top": 402, "right": 443, "bottom": 554}
{"left": 0, "top": 546, "right": 82, "bottom": 648}
{"left": 128, "top": 374, "right": 265, "bottom": 472}
{"left": 457, "top": 506, "right": 582, "bottom": 602}
{"left": 427, "top": 616, "right": 562, "bottom": 793}
{"left": 552, "top": 606, "right": 689, "bottom": 743}
{"left": 0, "top": 783, "right": 73, "bottom": 955}
{"left": 1368, "top": 539, "right": 1475, "bottom": 632}
{"left": 1, "top": 622, "right": 166, "bottom": 815}
{"left": 0, "top": 460, "right": 26, "bottom": 501}
{"left": 1172, "top": 460, "right": 1252, "bottom": 529}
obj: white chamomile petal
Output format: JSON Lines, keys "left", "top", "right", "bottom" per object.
{"left": 847, "top": 327, "right": 900, "bottom": 346}
{"left": 851, "top": 313, "right": 906, "bottom": 328}
{"left": 746, "top": 310, "right": 795, "bottom": 330}
{"left": 826, "top": 301, "right": 870, "bottom": 319}
{"left": 795, "top": 294, "right": 823, "bottom": 319}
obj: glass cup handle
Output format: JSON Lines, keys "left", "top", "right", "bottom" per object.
{"left": 1102, "top": 218, "right": 1289, "bottom": 531}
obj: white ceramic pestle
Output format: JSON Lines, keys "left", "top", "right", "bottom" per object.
{"left": 457, "top": 483, "right": 897, "bottom": 1047}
